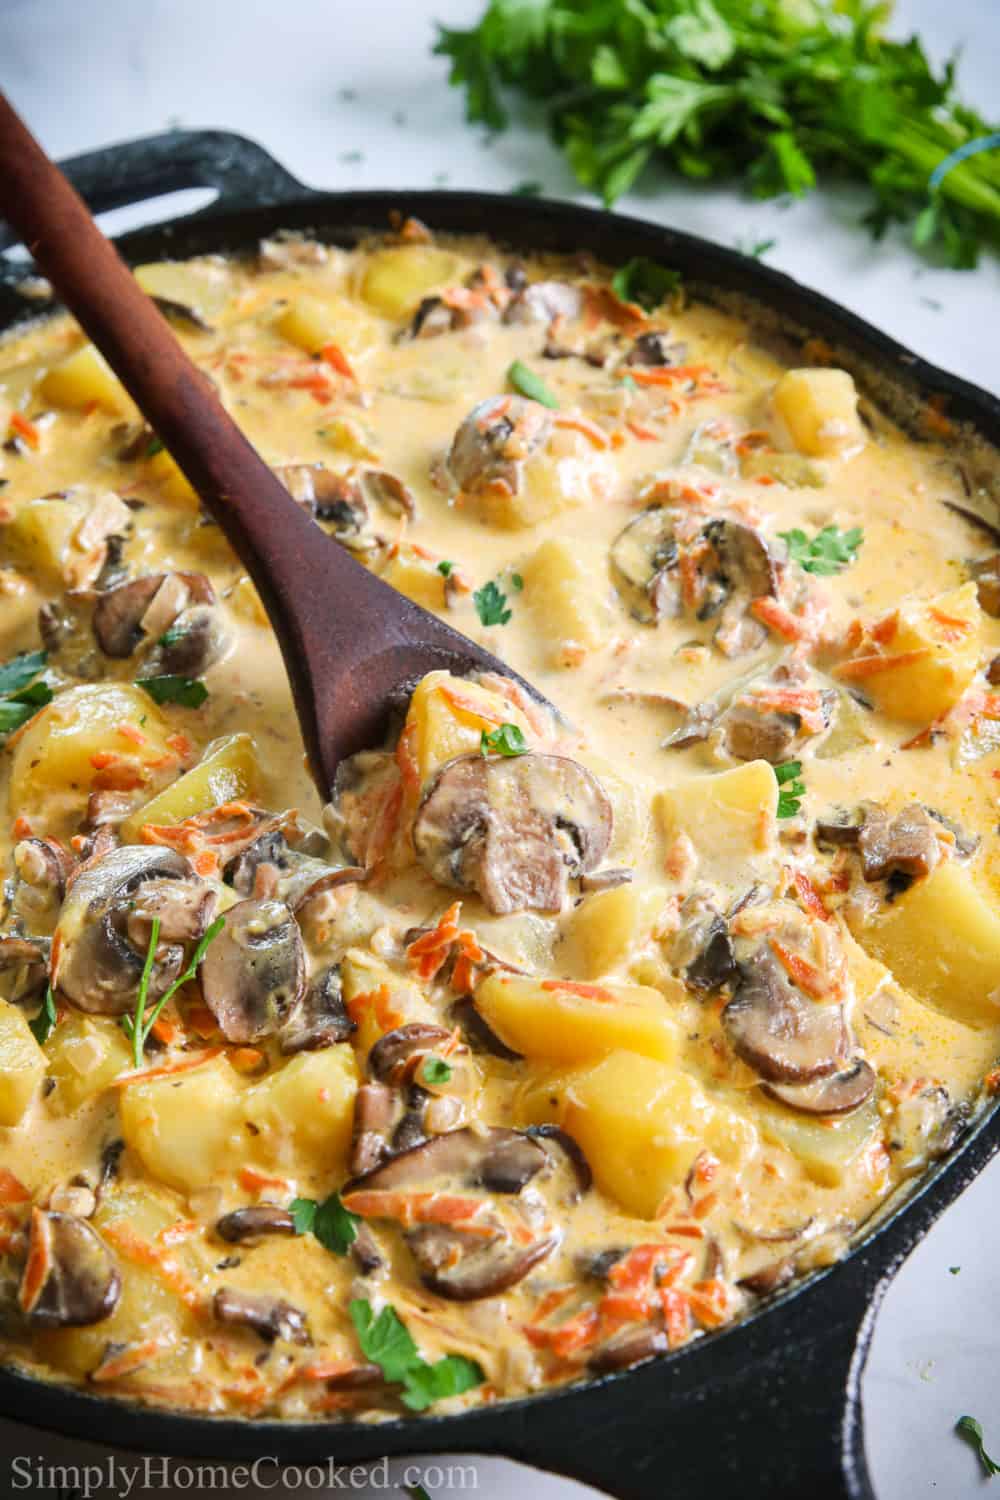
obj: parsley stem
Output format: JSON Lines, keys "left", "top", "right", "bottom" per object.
{"left": 128, "top": 915, "right": 162, "bottom": 1069}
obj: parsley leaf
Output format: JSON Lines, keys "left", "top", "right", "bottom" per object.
{"left": 611, "top": 258, "right": 682, "bottom": 312}
{"left": 137, "top": 675, "right": 209, "bottom": 708}
{"left": 474, "top": 579, "right": 511, "bottom": 627}
{"left": 289, "top": 1190, "right": 360, "bottom": 1254}
{"left": 780, "top": 525, "right": 864, "bottom": 576}
{"left": 437, "top": 560, "right": 455, "bottom": 577}
{"left": 421, "top": 1056, "right": 453, "bottom": 1086}
{"left": 0, "top": 650, "right": 48, "bottom": 699}
{"left": 145, "top": 436, "right": 165, "bottom": 458}
{"left": 29, "top": 985, "right": 57, "bottom": 1046}
{"left": 349, "top": 1298, "right": 484, "bottom": 1410}
{"left": 157, "top": 625, "right": 187, "bottom": 648}
{"left": 507, "top": 359, "right": 558, "bottom": 409}
{"left": 480, "top": 722, "right": 528, "bottom": 758}
{"left": 122, "top": 914, "right": 224, "bottom": 1068}
{"left": 957, "top": 1415, "right": 1000, "bottom": 1478}
{"left": 0, "top": 650, "right": 52, "bottom": 739}
{"left": 775, "top": 760, "right": 805, "bottom": 819}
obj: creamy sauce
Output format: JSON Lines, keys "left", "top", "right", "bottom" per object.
{"left": 0, "top": 228, "right": 998, "bottom": 1417}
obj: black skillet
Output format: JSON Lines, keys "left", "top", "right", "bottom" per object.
{"left": 1, "top": 130, "right": 999, "bottom": 1500}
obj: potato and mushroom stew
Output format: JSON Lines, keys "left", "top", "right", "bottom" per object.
{"left": 1, "top": 227, "right": 999, "bottom": 1418}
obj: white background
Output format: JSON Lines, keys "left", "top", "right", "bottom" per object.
{"left": 1, "top": 2, "right": 999, "bottom": 1496}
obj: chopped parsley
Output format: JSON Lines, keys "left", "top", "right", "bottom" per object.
{"left": 610, "top": 257, "right": 682, "bottom": 311}
{"left": 507, "top": 359, "right": 559, "bottom": 409}
{"left": 473, "top": 578, "right": 512, "bottom": 627}
{"left": 0, "top": 650, "right": 52, "bottom": 739}
{"left": 157, "top": 624, "right": 187, "bottom": 648}
{"left": 436, "top": 559, "right": 455, "bottom": 577}
{"left": 481, "top": 722, "right": 528, "bottom": 758}
{"left": 137, "top": 675, "right": 209, "bottom": 708}
{"left": 289, "top": 1190, "right": 360, "bottom": 1255}
{"left": 122, "top": 914, "right": 225, "bottom": 1068}
{"left": 421, "top": 1056, "right": 453, "bottom": 1086}
{"left": 510, "top": 571, "right": 524, "bottom": 591}
{"left": 779, "top": 525, "right": 864, "bottom": 576}
{"left": 145, "top": 436, "right": 165, "bottom": 458}
{"left": 956, "top": 1415, "right": 1000, "bottom": 1478}
{"left": 29, "top": 984, "right": 57, "bottom": 1046}
{"left": 349, "top": 1298, "right": 483, "bottom": 1411}
{"left": 775, "top": 760, "right": 805, "bottom": 819}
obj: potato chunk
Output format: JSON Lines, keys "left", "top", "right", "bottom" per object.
{"left": 40, "top": 344, "right": 129, "bottom": 413}
{"left": 341, "top": 949, "right": 436, "bottom": 1058}
{"left": 560, "top": 883, "right": 666, "bottom": 979}
{"left": 474, "top": 972, "right": 681, "bottom": 1066}
{"left": 773, "top": 368, "right": 863, "bottom": 458}
{"left": 275, "top": 294, "right": 379, "bottom": 361}
{"left": 45, "top": 1014, "right": 132, "bottom": 1116}
{"left": 0, "top": 998, "right": 46, "bottom": 1126}
{"left": 120, "top": 1056, "right": 244, "bottom": 1193}
{"left": 360, "top": 246, "right": 462, "bottom": 319}
{"left": 852, "top": 861, "right": 1000, "bottom": 1029}
{"left": 518, "top": 1051, "right": 757, "bottom": 1218}
{"left": 521, "top": 538, "right": 613, "bottom": 663}
{"left": 6, "top": 491, "right": 130, "bottom": 588}
{"left": 10, "top": 684, "right": 173, "bottom": 825}
{"left": 135, "top": 260, "right": 229, "bottom": 325}
{"left": 121, "top": 733, "right": 260, "bottom": 842}
{"left": 654, "top": 759, "right": 778, "bottom": 887}
{"left": 402, "top": 671, "right": 529, "bottom": 788}
{"left": 379, "top": 545, "right": 449, "bottom": 611}
{"left": 754, "top": 1097, "right": 880, "bottom": 1187}
{"left": 844, "top": 583, "right": 981, "bottom": 725}
{"left": 243, "top": 1047, "right": 358, "bottom": 1179}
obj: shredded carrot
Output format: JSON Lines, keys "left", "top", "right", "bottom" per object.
{"left": 11, "top": 815, "right": 33, "bottom": 840}
{"left": 9, "top": 411, "right": 40, "bottom": 450}
{"left": 438, "top": 682, "right": 505, "bottom": 728}
{"left": 406, "top": 901, "right": 462, "bottom": 980}
{"left": 749, "top": 595, "right": 815, "bottom": 642}
{"left": 341, "top": 1189, "right": 496, "bottom": 1236}
{"left": 320, "top": 342, "right": 358, "bottom": 381}
{"left": 661, "top": 1288, "right": 691, "bottom": 1347}
{"left": 833, "top": 648, "right": 930, "bottom": 681}
{"left": 984, "top": 1067, "right": 1000, "bottom": 1095}
{"left": 166, "top": 732, "right": 194, "bottom": 760}
{"left": 117, "top": 722, "right": 147, "bottom": 746}
{"left": 345, "top": 984, "right": 403, "bottom": 1034}
{"left": 18, "top": 1208, "right": 51, "bottom": 1313}
{"left": 0, "top": 1169, "right": 31, "bottom": 1205}
{"left": 158, "top": 1219, "right": 200, "bottom": 1248}
{"left": 769, "top": 938, "right": 829, "bottom": 1000}
{"left": 193, "top": 849, "right": 219, "bottom": 877}
{"left": 185, "top": 1003, "right": 218, "bottom": 1039}
{"left": 626, "top": 419, "right": 659, "bottom": 441}
{"left": 394, "top": 722, "right": 420, "bottom": 793}
{"left": 102, "top": 1221, "right": 203, "bottom": 1310}
{"left": 229, "top": 1046, "right": 266, "bottom": 1073}
{"left": 150, "top": 1014, "right": 182, "bottom": 1046}
{"left": 793, "top": 870, "right": 830, "bottom": 923}
{"left": 553, "top": 414, "right": 609, "bottom": 450}
{"left": 628, "top": 364, "right": 724, "bottom": 393}
{"left": 524, "top": 1305, "right": 601, "bottom": 1360}
{"left": 114, "top": 1049, "right": 223, "bottom": 1088}
{"left": 239, "top": 1166, "right": 292, "bottom": 1194}
{"left": 687, "top": 1279, "right": 729, "bottom": 1329}
{"left": 869, "top": 613, "right": 899, "bottom": 646}
{"left": 91, "top": 1338, "right": 171, "bottom": 1383}
{"left": 540, "top": 979, "right": 615, "bottom": 1003}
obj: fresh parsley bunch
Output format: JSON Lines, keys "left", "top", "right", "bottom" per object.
{"left": 436, "top": 0, "right": 1000, "bottom": 267}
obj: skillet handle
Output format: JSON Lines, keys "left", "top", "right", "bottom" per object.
{"left": 470, "top": 1252, "right": 885, "bottom": 1500}
{"left": 0, "top": 128, "right": 307, "bottom": 251}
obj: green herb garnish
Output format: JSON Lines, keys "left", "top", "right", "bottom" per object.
{"left": 0, "top": 650, "right": 52, "bottom": 739}
{"left": 473, "top": 579, "right": 512, "bottom": 627}
{"left": 122, "top": 914, "right": 224, "bottom": 1068}
{"left": 29, "top": 984, "right": 57, "bottom": 1046}
{"left": 480, "top": 722, "right": 528, "bottom": 758}
{"left": 775, "top": 760, "right": 805, "bottom": 819}
{"left": 289, "top": 1190, "right": 360, "bottom": 1255}
{"left": 437, "top": 560, "right": 455, "bottom": 577}
{"left": 145, "top": 437, "right": 165, "bottom": 458}
{"left": 957, "top": 1415, "right": 1000, "bottom": 1478}
{"left": 157, "top": 625, "right": 187, "bottom": 649}
{"left": 349, "top": 1299, "right": 483, "bottom": 1411}
{"left": 137, "top": 675, "right": 209, "bottom": 708}
{"left": 611, "top": 257, "right": 682, "bottom": 311}
{"left": 511, "top": 571, "right": 524, "bottom": 591}
{"left": 437, "top": 2, "right": 1000, "bottom": 267}
{"left": 507, "top": 359, "right": 558, "bottom": 409}
{"left": 780, "top": 525, "right": 864, "bottom": 576}
{"left": 949, "top": 1265, "right": 961, "bottom": 1275}
{"left": 421, "top": 1056, "right": 453, "bottom": 1086}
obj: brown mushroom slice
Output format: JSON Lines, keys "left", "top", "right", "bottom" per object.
{"left": 368, "top": 1023, "right": 452, "bottom": 1085}
{"left": 275, "top": 464, "right": 372, "bottom": 545}
{"left": 610, "top": 506, "right": 679, "bottom": 623}
{"left": 19, "top": 1210, "right": 121, "bottom": 1328}
{"left": 524, "top": 1124, "right": 593, "bottom": 1197}
{"left": 92, "top": 571, "right": 215, "bottom": 658}
{"left": 213, "top": 1287, "right": 309, "bottom": 1344}
{"left": 0, "top": 932, "right": 51, "bottom": 1006}
{"left": 360, "top": 468, "right": 416, "bottom": 520}
{"left": 588, "top": 1324, "right": 668, "bottom": 1374}
{"left": 971, "top": 553, "right": 1000, "bottom": 617}
{"left": 348, "top": 1126, "right": 549, "bottom": 1197}
{"left": 450, "top": 997, "right": 523, "bottom": 1061}
{"left": 672, "top": 894, "right": 737, "bottom": 994}
{"left": 413, "top": 752, "right": 613, "bottom": 916}
{"left": 503, "top": 280, "right": 584, "bottom": 326}
{"left": 856, "top": 802, "right": 940, "bottom": 885}
{"left": 150, "top": 294, "right": 213, "bottom": 332}
{"left": 739, "top": 1258, "right": 796, "bottom": 1296}
{"left": 704, "top": 518, "right": 783, "bottom": 601}
{"left": 765, "top": 1059, "right": 876, "bottom": 1116}
{"left": 626, "top": 331, "right": 681, "bottom": 368}
{"left": 225, "top": 823, "right": 364, "bottom": 912}
{"left": 144, "top": 604, "right": 229, "bottom": 678}
{"left": 446, "top": 396, "right": 553, "bottom": 497}
{"left": 407, "top": 1222, "right": 558, "bottom": 1301}
{"left": 349, "top": 1081, "right": 403, "bottom": 1177}
{"left": 722, "top": 949, "right": 847, "bottom": 1084}
{"left": 279, "top": 966, "right": 355, "bottom": 1055}
{"left": 54, "top": 846, "right": 206, "bottom": 1016}
{"left": 199, "top": 898, "right": 306, "bottom": 1044}
{"left": 216, "top": 1205, "right": 297, "bottom": 1244}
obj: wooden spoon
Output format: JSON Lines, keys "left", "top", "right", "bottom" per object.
{"left": 0, "top": 94, "right": 545, "bottom": 798}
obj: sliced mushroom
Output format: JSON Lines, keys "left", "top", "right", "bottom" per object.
{"left": 213, "top": 1287, "right": 309, "bottom": 1344}
{"left": 19, "top": 1210, "right": 120, "bottom": 1328}
{"left": 150, "top": 294, "right": 213, "bottom": 332}
{"left": 360, "top": 468, "right": 416, "bottom": 520}
{"left": 588, "top": 1324, "right": 668, "bottom": 1374}
{"left": 672, "top": 894, "right": 737, "bottom": 993}
{"left": 925, "top": 807, "right": 980, "bottom": 859}
{"left": 348, "top": 1126, "right": 549, "bottom": 1197}
{"left": 407, "top": 1222, "right": 558, "bottom": 1301}
{"left": 662, "top": 699, "right": 718, "bottom": 751}
{"left": 14, "top": 836, "right": 71, "bottom": 900}
{"left": 446, "top": 396, "right": 553, "bottom": 498}
{"left": 54, "top": 846, "right": 210, "bottom": 1016}
{"left": 450, "top": 997, "right": 523, "bottom": 1061}
{"left": 705, "top": 518, "right": 783, "bottom": 602}
{"left": 523, "top": 1124, "right": 593, "bottom": 1197}
{"left": 971, "top": 553, "right": 1000, "bottom": 617}
{"left": 275, "top": 464, "right": 372, "bottom": 544}
{"left": 91, "top": 571, "right": 215, "bottom": 659}
{"left": 765, "top": 1058, "right": 876, "bottom": 1115}
{"left": 722, "top": 948, "right": 847, "bottom": 1084}
{"left": 368, "top": 1023, "right": 452, "bottom": 1085}
{"left": 216, "top": 1205, "right": 297, "bottom": 1244}
{"left": 224, "top": 823, "right": 363, "bottom": 912}
{"left": 407, "top": 295, "right": 459, "bottom": 339}
{"left": 819, "top": 802, "right": 941, "bottom": 885}
{"left": 199, "top": 898, "right": 306, "bottom": 1044}
{"left": 279, "top": 966, "right": 355, "bottom": 1055}
{"left": 503, "top": 279, "right": 584, "bottom": 326}
{"left": 579, "top": 867, "right": 634, "bottom": 892}
{"left": 144, "top": 605, "right": 229, "bottom": 678}
{"left": 349, "top": 1081, "right": 402, "bottom": 1177}
{"left": 738, "top": 1258, "right": 795, "bottom": 1296}
{"left": 886, "top": 1083, "right": 967, "bottom": 1172}
{"left": 610, "top": 506, "right": 679, "bottom": 623}
{"left": 625, "top": 331, "right": 680, "bottom": 368}
{"left": 413, "top": 752, "right": 613, "bottom": 915}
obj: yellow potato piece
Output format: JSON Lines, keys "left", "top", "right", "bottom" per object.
{"left": 120, "top": 733, "right": 260, "bottom": 842}
{"left": 146, "top": 445, "right": 199, "bottom": 508}
{"left": 341, "top": 949, "right": 437, "bottom": 1058}
{"left": 380, "top": 545, "right": 449, "bottom": 611}
{"left": 40, "top": 344, "right": 129, "bottom": 413}
{"left": 135, "top": 260, "right": 229, "bottom": 324}
{"left": 360, "top": 245, "right": 462, "bottom": 319}
{"left": 403, "top": 670, "right": 527, "bottom": 787}
{"left": 0, "top": 998, "right": 46, "bottom": 1126}
{"left": 518, "top": 1050, "right": 757, "bottom": 1218}
{"left": 754, "top": 1097, "right": 880, "bottom": 1187}
{"left": 773, "top": 368, "right": 863, "bottom": 458}
{"left": 654, "top": 759, "right": 778, "bottom": 886}
{"left": 521, "top": 538, "right": 613, "bottom": 661}
{"left": 45, "top": 1014, "right": 132, "bottom": 1117}
{"left": 5, "top": 497, "right": 86, "bottom": 584}
{"left": 851, "top": 582, "right": 981, "bottom": 725}
{"left": 275, "top": 293, "right": 379, "bottom": 361}
{"left": 243, "top": 1046, "right": 359, "bottom": 1179}
{"left": 120, "top": 1056, "right": 244, "bottom": 1193}
{"left": 852, "top": 860, "right": 1000, "bottom": 1029}
{"left": 474, "top": 972, "right": 682, "bottom": 1066}
{"left": 560, "top": 882, "right": 666, "bottom": 979}
{"left": 10, "top": 683, "right": 173, "bottom": 825}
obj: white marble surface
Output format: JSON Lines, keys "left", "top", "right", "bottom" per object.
{"left": 1, "top": 1, "right": 999, "bottom": 1495}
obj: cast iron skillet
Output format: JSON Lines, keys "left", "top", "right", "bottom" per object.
{"left": 1, "top": 130, "right": 999, "bottom": 1500}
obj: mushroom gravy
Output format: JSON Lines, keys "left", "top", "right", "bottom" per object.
{"left": 1, "top": 228, "right": 999, "bottom": 1417}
